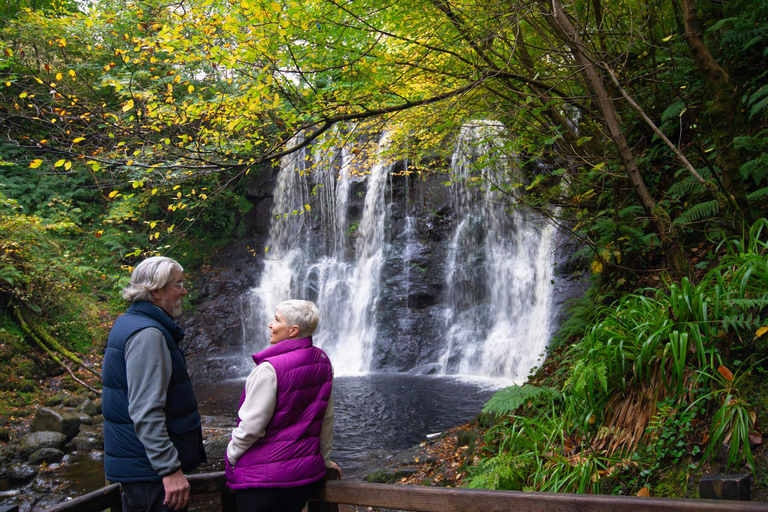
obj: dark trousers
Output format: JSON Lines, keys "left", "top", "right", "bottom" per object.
{"left": 121, "top": 480, "right": 186, "bottom": 512}
{"left": 234, "top": 484, "right": 313, "bottom": 512}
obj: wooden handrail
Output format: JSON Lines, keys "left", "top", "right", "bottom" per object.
{"left": 310, "top": 480, "right": 768, "bottom": 512}
{"left": 40, "top": 471, "right": 768, "bottom": 512}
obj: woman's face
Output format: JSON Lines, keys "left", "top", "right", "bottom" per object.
{"left": 268, "top": 309, "right": 297, "bottom": 344}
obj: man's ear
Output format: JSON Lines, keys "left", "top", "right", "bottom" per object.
{"left": 150, "top": 288, "right": 162, "bottom": 302}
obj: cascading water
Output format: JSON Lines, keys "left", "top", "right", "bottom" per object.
{"left": 244, "top": 132, "right": 391, "bottom": 374}
{"left": 243, "top": 124, "right": 560, "bottom": 383}
{"left": 438, "top": 123, "right": 556, "bottom": 381}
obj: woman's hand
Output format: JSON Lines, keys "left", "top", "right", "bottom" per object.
{"left": 327, "top": 460, "right": 342, "bottom": 479}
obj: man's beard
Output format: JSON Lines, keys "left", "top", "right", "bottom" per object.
{"left": 160, "top": 298, "right": 183, "bottom": 318}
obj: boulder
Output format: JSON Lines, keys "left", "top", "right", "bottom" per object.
{"left": 204, "top": 434, "right": 230, "bottom": 460}
{"left": 19, "top": 431, "right": 67, "bottom": 458}
{"left": 7, "top": 463, "right": 37, "bottom": 483}
{"left": 44, "top": 392, "right": 82, "bottom": 408}
{"left": 71, "top": 430, "right": 104, "bottom": 452}
{"left": 74, "top": 399, "right": 100, "bottom": 417}
{"left": 28, "top": 448, "right": 64, "bottom": 465}
{"left": 30, "top": 407, "right": 81, "bottom": 439}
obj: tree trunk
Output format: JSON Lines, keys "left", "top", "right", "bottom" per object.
{"left": 680, "top": 0, "right": 751, "bottom": 226}
{"left": 541, "top": 0, "right": 690, "bottom": 278}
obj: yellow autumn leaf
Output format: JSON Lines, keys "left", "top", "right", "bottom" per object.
{"left": 108, "top": 190, "right": 119, "bottom": 198}
{"left": 591, "top": 259, "right": 603, "bottom": 274}
{"left": 756, "top": 326, "right": 768, "bottom": 338}
{"left": 73, "top": 137, "right": 86, "bottom": 143}
{"left": 188, "top": 85, "right": 194, "bottom": 93}
{"left": 85, "top": 18, "right": 93, "bottom": 28}
{"left": 270, "top": 2, "right": 281, "bottom": 11}
{"left": 64, "top": 161, "right": 71, "bottom": 170}
{"left": 54, "top": 159, "right": 66, "bottom": 167}
{"left": 122, "top": 99, "right": 134, "bottom": 112}
{"left": 29, "top": 159, "right": 43, "bottom": 168}
{"left": 56, "top": 72, "right": 63, "bottom": 81}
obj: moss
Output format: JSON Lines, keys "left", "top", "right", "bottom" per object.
{"left": 654, "top": 465, "right": 690, "bottom": 498}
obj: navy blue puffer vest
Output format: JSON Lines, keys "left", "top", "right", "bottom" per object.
{"left": 102, "top": 301, "right": 206, "bottom": 482}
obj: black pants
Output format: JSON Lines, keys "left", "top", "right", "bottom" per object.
{"left": 121, "top": 480, "right": 186, "bottom": 512}
{"left": 235, "top": 484, "right": 313, "bottom": 512}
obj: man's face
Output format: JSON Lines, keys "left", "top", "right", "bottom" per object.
{"left": 151, "top": 268, "right": 187, "bottom": 318}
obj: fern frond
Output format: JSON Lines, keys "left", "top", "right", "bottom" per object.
{"left": 661, "top": 100, "right": 686, "bottom": 123}
{"left": 748, "top": 186, "right": 768, "bottom": 202}
{"left": 669, "top": 175, "right": 707, "bottom": 197}
{"left": 674, "top": 200, "right": 720, "bottom": 224}
{"left": 482, "top": 385, "right": 561, "bottom": 415}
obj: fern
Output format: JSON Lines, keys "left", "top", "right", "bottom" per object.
{"left": 674, "top": 200, "right": 720, "bottom": 224}
{"left": 668, "top": 174, "right": 708, "bottom": 197}
{"left": 747, "top": 86, "right": 768, "bottom": 119}
{"left": 748, "top": 186, "right": 768, "bottom": 202}
{"left": 482, "top": 385, "right": 561, "bottom": 415}
{"left": 661, "top": 100, "right": 686, "bottom": 123}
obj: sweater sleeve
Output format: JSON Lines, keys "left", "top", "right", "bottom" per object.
{"left": 320, "top": 390, "right": 334, "bottom": 465}
{"left": 125, "top": 327, "right": 181, "bottom": 477}
{"left": 226, "top": 362, "right": 277, "bottom": 466}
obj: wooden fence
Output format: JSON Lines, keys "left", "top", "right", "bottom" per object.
{"left": 40, "top": 471, "right": 768, "bottom": 512}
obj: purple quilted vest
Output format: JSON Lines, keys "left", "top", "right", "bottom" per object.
{"left": 225, "top": 337, "right": 333, "bottom": 489}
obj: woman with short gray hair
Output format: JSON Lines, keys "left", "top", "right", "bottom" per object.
{"left": 226, "top": 299, "right": 339, "bottom": 512}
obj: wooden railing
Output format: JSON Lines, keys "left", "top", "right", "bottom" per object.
{"left": 41, "top": 471, "right": 768, "bottom": 512}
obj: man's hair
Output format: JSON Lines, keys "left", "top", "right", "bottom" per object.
{"left": 122, "top": 256, "right": 183, "bottom": 302}
{"left": 277, "top": 300, "right": 320, "bottom": 338}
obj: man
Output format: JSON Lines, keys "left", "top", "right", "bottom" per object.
{"left": 102, "top": 256, "right": 206, "bottom": 512}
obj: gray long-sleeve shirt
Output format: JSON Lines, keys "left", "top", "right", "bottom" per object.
{"left": 124, "top": 327, "right": 181, "bottom": 477}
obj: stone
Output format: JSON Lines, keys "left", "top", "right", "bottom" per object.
{"left": 28, "top": 447, "right": 64, "bottom": 465}
{"left": 30, "top": 407, "right": 81, "bottom": 440}
{"left": 71, "top": 430, "right": 104, "bottom": 451}
{"left": 699, "top": 473, "right": 751, "bottom": 501}
{"left": 204, "top": 434, "right": 230, "bottom": 460}
{"left": 7, "top": 463, "right": 37, "bottom": 483}
{"left": 74, "top": 412, "right": 93, "bottom": 425}
{"left": 74, "top": 398, "right": 100, "bottom": 417}
{"left": 19, "top": 431, "right": 67, "bottom": 458}
{"left": 44, "top": 392, "right": 81, "bottom": 408}
{"left": 0, "top": 502, "right": 20, "bottom": 512}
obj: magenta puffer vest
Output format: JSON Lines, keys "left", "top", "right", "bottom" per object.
{"left": 225, "top": 337, "right": 333, "bottom": 489}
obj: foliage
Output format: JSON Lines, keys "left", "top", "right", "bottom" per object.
{"left": 472, "top": 219, "right": 768, "bottom": 494}
{"left": 482, "top": 385, "right": 561, "bottom": 416}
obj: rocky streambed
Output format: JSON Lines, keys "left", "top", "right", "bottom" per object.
{"left": 0, "top": 389, "right": 232, "bottom": 512}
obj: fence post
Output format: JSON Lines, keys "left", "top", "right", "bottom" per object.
{"left": 307, "top": 467, "right": 340, "bottom": 512}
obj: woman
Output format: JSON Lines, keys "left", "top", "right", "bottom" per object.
{"left": 225, "top": 300, "right": 340, "bottom": 512}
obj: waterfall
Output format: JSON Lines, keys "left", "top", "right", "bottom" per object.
{"left": 243, "top": 124, "right": 559, "bottom": 382}
{"left": 245, "top": 132, "right": 391, "bottom": 375}
{"left": 438, "top": 123, "right": 555, "bottom": 381}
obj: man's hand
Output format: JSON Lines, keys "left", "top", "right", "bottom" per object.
{"left": 162, "top": 469, "right": 190, "bottom": 511}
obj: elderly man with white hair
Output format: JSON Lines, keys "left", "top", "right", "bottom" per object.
{"left": 102, "top": 256, "right": 206, "bottom": 512}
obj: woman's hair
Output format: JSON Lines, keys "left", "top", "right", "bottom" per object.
{"left": 277, "top": 300, "right": 320, "bottom": 338}
{"left": 122, "top": 256, "right": 183, "bottom": 302}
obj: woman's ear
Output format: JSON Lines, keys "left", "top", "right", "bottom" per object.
{"left": 289, "top": 325, "right": 300, "bottom": 338}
